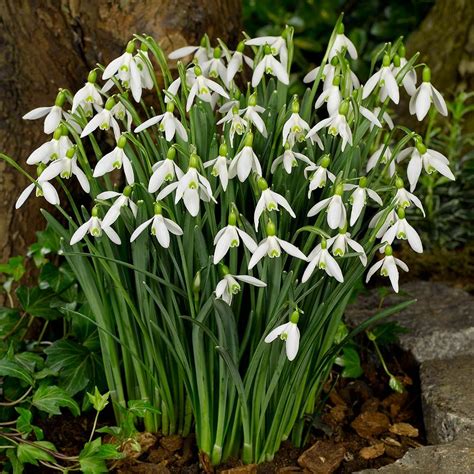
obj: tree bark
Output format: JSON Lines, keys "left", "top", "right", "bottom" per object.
{"left": 0, "top": 0, "right": 241, "bottom": 262}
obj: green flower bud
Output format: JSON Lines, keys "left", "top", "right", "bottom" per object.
{"left": 332, "top": 75, "right": 341, "bottom": 87}
{"left": 337, "top": 23, "right": 345, "bottom": 34}
{"left": 194, "top": 65, "right": 202, "bottom": 76}
{"left": 384, "top": 245, "right": 393, "bottom": 256}
{"left": 320, "top": 155, "right": 331, "bottom": 168}
{"left": 422, "top": 66, "right": 431, "bottom": 83}
{"left": 200, "top": 36, "right": 207, "bottom": 47}
{"left": 339, "top": 224, "right": 348, "bottom": 234}
{"left": 228, "top": 211, "right": 237, "bottom": 226}
{"left": 219, "top": 142, "right": 228, "bottom": 156}
{"left": 126, "top": 40, "right": 135, "bottom": 54}
{"left": 117, "top": 135, "right": 127, "bottom": 149}
{"left": 105, "top": 97, "right": 116, "bottom": 111}
{"left": 395, "top": 177, "right": 404, "bottom": 189}
{"left": 60, "top": 124, "right": 69, "bottom": 136}
{"left": 359, "top": 176, "right": 367, "bottom": 188}
{"left": 398, "top": 44, "right": 406, "bottom": 58}
{"left": 291, "top": 97, "right": 300, "bottom": 113}
{"left": 53, "top": 127, "right": 63, "bottom": 141}
{"left": 166, "top": 102, "right": 175, "bottom": 113}
{"left": 66, "top": 146, "right": 76, "bottom": 159}
{"left": 264, "top": 44, "right": 272, "bottom": 55}
{"left": 213, "top": 47, "right": 221, "bottom": 59}
{"left": 167, "top": 147, "right": 176, "bottom": 160}
{"left": 248, "top": 92, "right": 257, "bottom": 107}
{"left": 91, "top": 206, "right": 99, "bottom": 217}
{"left": 244, "top": 132, "right": 254, "bottom": 147}
{"left": 257, "top": 177, "right": 268, "bottom": 191}
{"left": 331, "top": 56, "right": 339, "bottom": 66}
{"left": 220, "top": 264, "right": 230, "bottom": 276}
{"left": 88, "top": 70, "right": 97, "bottom": 84}
{"left": 154, "top": 202, "right": 163, "bottom": 215}
{"left": 335, "top": 183, "right": 344, "bottom": 196}
{"left": 266, "top": 220, "right": 276, "bottom": 236}
{"left": 397, "top": 207, "right": 405, "bottom": 219}
{"left": 393, "top": 55, "right": 401, "bottom": 68}
{"left": 237, "top": 41, "right": 245, "bottom": 53}
{"left": 140, "top": 42, "right": 149, "bottom": 52}
{"left": 290, "top": 310, "right": 300, "bottom": 324}
{"left": 55, "top": 91, "right": 66, "bottom": 107}
{"left": 189, "top": 153, "right": 200, "bottom": 168}
{"left": 123, "top": 185, "right": 132, "bottom": 197}
{"left": 338, "top": 99, "right": 349, "bottom": 116}
{"left": 382, "top": 54, "right": 391, "bottom": 68}
{"left": 416, "top": 141, "right": 427, "bottom": 155}
{"left": 193, "top": 271, "right": 201, "bottom": 293}
{"left": 321, "top": 238, "right": 327, "bottom": 250}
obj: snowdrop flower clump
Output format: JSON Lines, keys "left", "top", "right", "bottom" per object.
{"left": 4, "top": 18, "right": 453, "bottom": 467}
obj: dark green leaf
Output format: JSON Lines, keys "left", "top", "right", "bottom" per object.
{"left": 16, "top": 286, "right": 62, "bottom": 320}
{"left": 0, "top": 307, "right": 21, "bottom": 338}
{"left": 0, "top": 358, "right": 34, "bottom": 385}
{"left": 39, "top": 262, "right": 75, "bottom": 294}
{"left": 17, "top": 441, "right": 56, "bottom": 466}
{"left": 335, "top": 346, "right": 363, "bottom": 379}
{"left": 32, "top": 384, "right": 80, "bottom": 416}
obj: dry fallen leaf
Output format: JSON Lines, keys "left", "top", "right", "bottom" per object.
{"left": 359, "top": 443, "right": 385, "bottom": 460}
{"left": 351, "top": 412, "right": 390, "bottom": 439}
{"left": 389, "top": 422, "right": 419, "bottom": 437}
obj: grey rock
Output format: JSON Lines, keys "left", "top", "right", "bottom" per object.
{"left": 346, "top": 281, "right": 474, "bottom": 363}
{"left": 356, "top": 439, "right": 474, "bottom": 473}
{"left": 421, "top": 355, "right": 474, "bottom": 444}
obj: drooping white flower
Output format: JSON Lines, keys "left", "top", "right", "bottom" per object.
{"left": 344, "top": 178, "right": 383, "bottom": 226}
{"left": 242, "top": 102, "right": 268, "bottom": 138}
{"left": 72, "top": 71, "right": 103, "bottom": 114}
{"left": 304, "top": 63, "right": 336, "bottom": 89}
{"left": 213, "top": 213, "right": 257, "bottom": 264}
{"left": 397, "top": 142, "right": 455, "bottom": 191}
{"left": 93, "top": 135, "right": 134, "bottom": 185}
{"left": 328, "top": 231, "right": 367, "bottom": 266}
{"left": 307, "top": 185, "right": 346, "bottom": 230}
{"left": 307, "top": 102, "right": 352, "bottom": 151}
{"left": 366, "top": 245, "right": 408, "bottom": 293}
{"left": 134, "top": 103, "right": 188, "bottom": 142}
{"left": 304, "top": 156, "right": 336, "bottom": 194}
{"left": 248, "top": 221, "right": 306, "bottom": 270}
{"left": 97, "top": 186, "right": 138, "bottom": 228}
{"left": 367, "top": 143, "right": 395, "bottom": 177}
{"left": 392, "top": 54, "right": 417, "bottom": 96}
{"left": 381, "top": 208, "right": 423, "bottom": 253}
{"left": 393, "top": 178, "right": 425, "bottom": 216}
{"left": 271, "top": 146, "right": 313, "bottom": 175}
{"left": 16, "top": 167, "right": 60, "bottom": 209}
{"left": 202, "top": 47, "right": 228, "bottom": 84}
{"left": 186, "top": 65, "right": 229, "bottom": 111}
{"left": 204, "top": 143, "right": 231, "bottom": 191}
{"left": 111, "top": 101, "right": 132, "bottom": 132}
{"left": 302, "top": 240, "right": 344, "bottom": 283}
{"left": 315, "top": 79, "right": 342, "bottom": 116}
{"left": 217, "top": 106, "right": 248, "bottom": 145}
{"left": 251, "top": 45, "right": 289, "bottom": 87}
{"left": 254, "top": 178, "right": 296, "bottom": 230}
{"left": 228, "top": 134, "right": 262, "bottom": 182}
{"left": 70, "top": 207, "right": 121, "bottom": 245}
{"left": 362, "top": 55, "right": 399, "bottom": 104}
{"left": 157, "top": 154, "right": 215, "bottom": 217}
{"left": 361, "top": 106, "right": 393, "bottom": 131}
{"left": 80, "top": 99, "right": 121, "bottom": 140}
{"left": 246, "top": 34, "right": 288, "bottom": 69}
{"left": 215, "top": 268, "right": 266, "bottom": 305}
{"left": 130, "top": 202, "right": 183, "bottom": 248}
{"left": 23, "top": 91, "right": 67, "bottom": 134}
{"left": 26, "top": 128, "right": 73, "bottom": 165}
{"left": 409, "top": 66, "right": 447, "bottom": 121}
{"left": 264, "top": 311, "right": 301, "bottom": 361}
{"left": 134, "top": 49, "right": 155, "bottom": 91}
{"left": 369, "top": 208, "right": 398, "bottom": 239}
{"left": 328, "top": 25, "right": 358, "bottom": 60}
{"left": 148, "top": 148, "right": 184, "bottom": 193}
{"left": 226, "top": 41, "right": 253, "bottom": 84}
{"left": 168, "top": 41, "right": 210, "bottom": 65}
{"left": 39, "top": 146, "right": 90, "bottom": 193}
{"left": 282, "top": 102, "right": 310, "bottom": 145}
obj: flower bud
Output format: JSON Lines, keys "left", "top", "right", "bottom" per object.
{"left": 194, "top": 65, "right": 202, "bottom": 76}
{"left": 395, "top": 177, "right": 404, "bottom": 189}
{"left": 331, "top": 56, "right": 339, "bottom": 66}
{"left": 266, "top": 220, "right": 276, "bottom": 236}
{"left": 117, "top": 135, "right": 127, "bottom": 149}
{"left": 228, "top": 211, "right": 237, "bottom": 226}
{"left": 338, "top": 99, "right": 349, "bottom": 116}
{"left": 140, "top": 43, "right": 149, "bottom": 52}
{"left": 91, "top": 206, "right": 99, "bottom": 217}
{"left": 393, "top": 55, "right": 401, "bottom": 68}
{"left": 264, "top": 44, "right": 272, "bottom": 55}
{"left": 321, "top": 238, "right": 327, "bottom": 250}
{"left": 335, "top": 183, "right": 344, "bottom": 196}
{"left": 416, "top": 141, "right": 427, "bottom": 155}
{"left": 154, "top": 202, "right": 163, "bottom": 215}
{"left": 244, "top": 132, "right": 254, "bottom": 147}
{"left": 290, "top": 310, "right": 300, "bottom": 324}
{"left": 53, "top": 127, "right": 63, "bottom": 141}
{"left": 200, "top": 36, "right": 207, "bottom": 47}
{"left": 291, "top": 96, "right": 300, "bottom": 113}
{"left": 66, "top": 146, "right": 76, "bottom": 159}
{"left": 189, "top": 153, "right": 200, "bottom": 168}
{"left": 382, "top": 54, "right": 391, "bottom": 68}
{"left": 123, "top": 185, "right": 132, "bottom": 197}
{"left": 332, "top": 75, "right": 341, "bottom": 87}
{"left": 422, "top": 66, "right": 431, "bottom": 83}
{"left": 219, "top": 142, "right": 228, "bottom": 156}
{"left": 193, "top": 271, "right": 201, "bottom": 293}
{"left": 384, "top": 245, "right": 393, "bottom": 256}
{"left": 55, "top": 91, "right": 66, "bottom": 107}
{"left": 397, "top": 207, "right": 405, "bottom": 219}
{"left": 36, "top": 163, "right": 46, "bottom": 176}
{"left": 320, "top": 155, "right": 331, "bottom": 168}
{"left": 398, "top": 44, "right": 406, "bottom": 58}
{"left": 167, "top": 147, "right": 176, "bottom": 160}
{"left": 248, "top": 93, "right": 257, "bottom": 107}
{"left": 220, "top": 264, "right": 230, "bottom": 276}
{"left": 126, "top": 40, "right": 135, "bottom": 54}
{"left": 337, "top": 23, "right": 345, "bottom": 34}
{"left": 359, "top": 176, "right": 367, "bottom": 188}
{"left": 166, "top": 102, "right": 175, "bottom": 113}
{"left": 88, "top": 70, "right": 97, "bottom": 84}
{"left": 339, "top": 224, "right": 348, "bottom": 234}
{"left": 105, "top": 97, "right": 116, "bottom": 111}
{"left": 257, "top": 177, "right": 268, "bottom": 191}
{"left": 237, "top": 41, "right": 245, "bottom": 53}
{"left": 213, "top": 47, "right": 221, "bottom": 59}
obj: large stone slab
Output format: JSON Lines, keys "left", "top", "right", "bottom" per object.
{"left": 356, "top": 439, "right": 474, "bottom": 473}
{"left": 421, "top": 355, "right": 474, "bottom": 444}
{"left": 346, "top": 281, "right": 474, "bottom": 363}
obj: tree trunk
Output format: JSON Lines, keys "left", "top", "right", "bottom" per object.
{"left": 0, "top": 0, "right": 241, "bottom": 262}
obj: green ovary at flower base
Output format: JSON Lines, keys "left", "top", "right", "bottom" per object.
{"left": 3, "top": 13, "right": 454, "bottom": 467}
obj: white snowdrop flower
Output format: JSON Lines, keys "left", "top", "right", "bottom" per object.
{"left": 328, "top": 230, "right": 367, "bottom": 266}
{"left": 93, "top": 135, "right": 134, "bottom": 185}
{"left": 186, "top": 65, "right": 229, "bottom": 111}
{"left": 344, "top": 177, "right": 383, "bottom": 226}
{"left": 242, "top": 97, "right": 268, "bottom": 138}
{"left": 217, "top": 106, "right": 249, "bottom": 146}
{"left": 307, "top": 101, "right": 352, "bottom": 151}
{"left": 16, "top": 166, "right": 60, "bottom": 209}
{"left": 304, "top": 63, "right": 336, "bottom": 89}
{"left": 163, "top": 68, "right": 198, "bottom": 103}
{"left": 168, "top": 40, "right": 210, "bottom": 65}
{"left": 23, "top": 91, "right": 67, "bottom": 134}
{"left": 282, "top": 100, "right": 310, "bottom": 146}
{"left": 134, "top": 102, "right": 188, "bottom": 142}
{"left": 157, "top": 154, "right": 215, "bottom": 217}
{"left": 315, "top": 77, "right": 342, "bottom": 116}
{"left": 397, "top": 142, "right": 455, "bottom": 192}
{"left": 381, "top": 208, "right": 423, "bottom": 253}
{"left": 97, "top": 186, "right": 138, "bottom": 228}
{"left": 264, "top": 310, "right": 301, "bottom": 361}
{"left": 80, "top": 98, "right": 121, "bottom": 140}
{"left": 248, "top": 221, "right": 306, "bottom": 270}
{"left": 251, "top": 45, "right": 289, "bottom": 87}
{"left": 307, "top": 184, "right": 347, "bottom": 230}
{"left": 130, "top": 202, "right": 183, "bottom": 248}
{"left": 26, "top": 127, "right": 73, "bottom": 165}
{"left": 102, "top": 41, "right": 144, "bottom": 102}
{"left": 393, "top": 178, "right": 426, "bottom": 216}
{"left": 148, "top": 147, "right": 184, "bottom": 193}
{"left": 369, "top": 208, "right": 398, "bottom": 239}
{"left": 228, "top": 133, "right": 262, "bottom": 182}
{"left": 204, "top": 143, "right": 231, "bottom": 191}
{"left": 213, "top": 212, "right": 257, "bottom": 264}
{"left": 39, "top": 146, "right": 90, "bottom": 193}
{"left": 367, "top": 143, "right": 395, "bottom": 177}
{"left": 304, "top": 155, "right": 336, "bottom": 195}
{"left": 226, "top": 41, "right": 253, "bottom": 84}
{"left": 72, "top": 71, "right": 103, "bottom": 114}
{"left": 391, "top": 50, "right": 417, "bottom": 96}
{"left": 215, "top": 266, "right": 266, "bottom": 305}
{"left": 70, "top": 206, "right": 121, "bottom": 245}
{"left": 134, "top": 48, "right": 154, "bottom": 91}
{"left": 254, "top": 178, "right": 296, "bottom": 231}
{"left": 202, "top": 47, "right": 228, "bottom": 84}
{"left": 218, "top": 99, "right": 240, "bottom": 114}
{"left": 302, "top": 239, "right": 344, "bottom": 283}
{"left": 111, "top": 101, "right": 132, "bottom": 132}
{"left": 366, "top": 245, "right": 408, "bottom": 293}
{"left": 271, "top": 145, "right": 313, "bottom": 175}
{"left": 362, "top": 55, "right": 399, "bottom": 104}
{"left": 328, "top": 24, "right": 358, "bottom": 60}
{"left": 362, "top": 106, "right": 394, "bottom": 131}
{"left": 246, "top": 34, "right": 288, "bottom": 69}
{"left": 409, "top": 66, "right": 447, "bottom": 121}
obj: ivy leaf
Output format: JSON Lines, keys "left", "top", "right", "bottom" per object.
{"left": 39, "top": 262, "right": 75, "bottom": 294}
{"left": 0, "top": 256, "right": 26, "bottom": 281}
{"left": 87, "top": 387, "right": 110, "bottom": 412}
{"left": 371, "top": 322, "right": 409, "bottom": 345}
{"left": 17, "top": 441, "right": 56, "bottom": 466}
{"left": 15, "top": 407, "right": 44, "bottom": 441}
{"left": 335, "top": 346, "right": 364, "bottom": 379}
{"left": 16, "top": 286, "right": 62, "bottom": 320}
{"left": 0, "top": 358, "right": 34, "bottom": 385}
{"left": 0, "top": 307, "right": 21, "bottom": 338}
{"left": 6, "top": 449, "right": 23, "bottom": 474}
{"left": 32, "top": 384, "right": 80, "bottom": 416}
{"left": 79, "top": 438, "right": 123, "bottom": 474}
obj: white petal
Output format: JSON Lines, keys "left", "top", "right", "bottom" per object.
{"left": 41, "top": 182, "right": 60, "bottom": 206}
{"left": 23, "top": 106, "right": 52, "bottom": 120}
{"left": 264, "top": 323, "right": 287, "bottom": 343}
{"left": 130, "top": 217, "right": 153, "bottom": 242}
{"left": 102, "top": 225, "right": 122, "bottom": 245}
{"left": 248, "top": 240, "right": 268, "bottom": 269}
{"left": 70, "top": 220, "right": 91, "bottom": 245}
{"left": 307, "top": 197, "right": 330, "bottom": 217}
{"left": 430, "top": 85, "right": 448, "bottom": 116}
{"left": 15, "top": 183, "right": 35, "bottom": 209}
{"left": 277, "top": 238, "right": 306, "bottom": 260}
{"left": 234, "top": 275, "right": 266, "bottom": 287}
{"left": 286, "top": 324, "right": 300, "bottom": 361}
{"left": 134, "top": 115, "right": 163, "bottom": 133}
{"left": 415, "top": 84, "right": 431, "bottom": 121}
{"left": 366, "top": 259, "right": 383, "bottom": 283}
{"left": 168, "top": 45, "right": 199, "bottom": 60}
